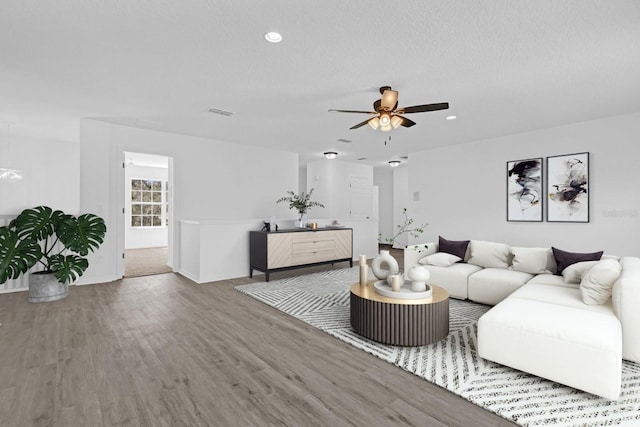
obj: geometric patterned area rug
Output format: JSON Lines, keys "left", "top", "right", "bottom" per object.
{"left": 236, "top": 267, "right": 640, "bottom": 427}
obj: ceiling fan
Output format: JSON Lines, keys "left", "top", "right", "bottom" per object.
{"left": 328, "top": 86, "right": 449, "bottom": 131}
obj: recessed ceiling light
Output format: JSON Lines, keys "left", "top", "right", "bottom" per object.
{"left": 337, "top": 138, "right": 352, "bottom": 143}
{"left": 446, "top": 115, "right": 457, "bottom": 120}
{"left": 388, "top": 160, "right": 401, "bottom": 167}
{"left": 357, "top": 157, "right": 367, "bottom": 161}
{"left": 264, "top": 32, "right": 283, "bottom": 43}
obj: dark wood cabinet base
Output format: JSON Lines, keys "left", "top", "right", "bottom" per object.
{"left": 250, "top": 258, "right": 353, "bottom": 282}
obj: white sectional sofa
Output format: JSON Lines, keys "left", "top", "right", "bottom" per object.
{"left": 404, "top": 239, "right": 640, "bottom": 400}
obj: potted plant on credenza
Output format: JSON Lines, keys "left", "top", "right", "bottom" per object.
{"left": 276, "top": 188, "right": 325, "bottom": 228}
{"left": 0, "top": 205, "right": 106, "bottom": 302}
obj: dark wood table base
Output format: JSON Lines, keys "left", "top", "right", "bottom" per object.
{"left": 350, "top": 281, "right": 449, "bottom": 346}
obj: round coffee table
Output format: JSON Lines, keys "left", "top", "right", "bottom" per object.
{"left": 350, "top": 280, "right": 449, "bottom": 346}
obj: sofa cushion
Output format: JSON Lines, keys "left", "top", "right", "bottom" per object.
{"left": 552, "top": 247, "right": 603, "bottom": 274}
{"left": 509, "top": 283, "right": 614, "bottom": 315}
{"left": 467, "top": 268, "right": 533, "bottom": 305}
{"left": 424, "top": 263, "right": 482, "bottom": 300}
{"left": 511, "top": 247, "right": 555, "bottom": 274}
{"left": 419, "top": 252, "right": 462, "bottom": 267}
{"left": 438, "top": 236, "right": 470, "bottom": 260}
{"left": 468, "top": 240, "right": 511, "bottom": 269}
{"left": 527, "top": 273, "right": 573, "bottom": 287}
{"left": 580, "top": 259, "right": 622, "bottom": 305}
{"left": 478, "top": 298, "right": 622, "bottom": 400}
{"left": 562, "top": 260, "right": 599, "bottom": 284}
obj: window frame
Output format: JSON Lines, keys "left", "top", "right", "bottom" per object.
{"left": 130, "top": 178, "right": 169, "bottom": 228}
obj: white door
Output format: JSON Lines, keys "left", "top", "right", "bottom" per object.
{"left": 349, "top": 176, "right": 372, "bottom": 219}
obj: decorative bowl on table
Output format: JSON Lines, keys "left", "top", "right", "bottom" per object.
{"left": 373, "top": 280, "right": 433, "bottom": 300}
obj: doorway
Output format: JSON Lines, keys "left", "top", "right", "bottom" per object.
{"left": 123, "top": 152, "right": 172, "bottom": 277}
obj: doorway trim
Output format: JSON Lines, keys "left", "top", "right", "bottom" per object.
{"left": 117, "top": 151, "right": 176, "bottom": 278}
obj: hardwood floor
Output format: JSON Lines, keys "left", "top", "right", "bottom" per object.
{"left": 0, "top": 250, "right": 515, "bottom": 426}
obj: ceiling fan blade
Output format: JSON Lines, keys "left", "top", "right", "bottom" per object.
{"left": 328, "top": 109, "right": 377, "bottom": 114}
{"left": 380, "top": 90, "right": 399, "bottom": 110}
{"left": 398, "top": 116, "right": 416, "bottom": 127}
{"left": 350, "top": 118, "right": 373, "bottom": 129}
{"left": 397, "top": 102, "right": 449, "bottom": 114}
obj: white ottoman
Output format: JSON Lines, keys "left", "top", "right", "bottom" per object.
{"left": 478, "top": 297, "right": 622, "bottom": 400}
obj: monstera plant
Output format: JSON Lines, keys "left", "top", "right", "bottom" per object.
{"left": 0, "top": 206, "right": 106, "bottom": 287}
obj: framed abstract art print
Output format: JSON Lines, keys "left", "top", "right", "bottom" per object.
{"left": 507, "top": 158, "right": 543, "bottom": 222}
{"left": 547, "top": 152, "right": 589, "bottom": 223}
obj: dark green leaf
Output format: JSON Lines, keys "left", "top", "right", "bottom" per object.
{"left": 10, "top": 206, "right": 64, "bottom": 242}
{"left": 49, "top": 254, "right": 89, "bottom": 284}
{"left": 56, "top": 214, "right": 107, "bottom": 256}
{"left": 0, "top": 227, "right": 41, "bottom": 284}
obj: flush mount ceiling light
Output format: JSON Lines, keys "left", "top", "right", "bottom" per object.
{"left": 324, "top": 151, "right": 338, "bottom": 159}
{"left": 264, "top": 32, "right": 283, "bottom": 43}
{"left": 329, "top": 85, "right": 449, "bottom": 132}
{"left": 446, "top": 115, "right": 457, "bottom": 120}
{"left": 388, "top": 160, "right": 401, "bottom": 167}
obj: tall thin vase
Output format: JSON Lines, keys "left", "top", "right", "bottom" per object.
{"left": 298, "top": 212, "right": 308, "bottom": 228}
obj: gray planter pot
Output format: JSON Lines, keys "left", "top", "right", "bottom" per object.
{"left": 28, "top": 272, "right": 68, "bottom": 303}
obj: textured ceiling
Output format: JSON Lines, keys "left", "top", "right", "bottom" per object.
{"left": 1, "top": 0, "right": 639, "bottom": 166}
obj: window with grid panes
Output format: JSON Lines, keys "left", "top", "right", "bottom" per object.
{"left": 131, "top": 179, "right": 168, "bottom": 227}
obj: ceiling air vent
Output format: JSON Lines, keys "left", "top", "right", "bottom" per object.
{"left": 207, "top": 108, "right": 233, "bottom": 116}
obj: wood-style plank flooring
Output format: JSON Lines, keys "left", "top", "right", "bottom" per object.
{"left": 0, "top": 250, "right": 515, "bottom": 426}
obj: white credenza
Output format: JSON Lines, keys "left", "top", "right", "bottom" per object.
{"left": 249, "top": 228, "right": 353, "bottom": 281}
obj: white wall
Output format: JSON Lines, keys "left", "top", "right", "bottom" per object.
{"left": 79, "top": 119, "right": 299, "bottom": 284}
{"left": 409, "top": 112, "right": 640, "bottom": 256}
{"left": 298, "top": 166, "right": 307, "bottom": 194}
{"left": 306, "top": 159, "right": 374, "bottom": 219}
{"left": 392, "top": 166, "right": 410, "bottom": 248}
{"left": 374, "top": 166, "right": 394, "bottom": 242}
{"left": 124, "top": 163, "right": 169, "bottom": 249}
{"left": 0, "top": 135, "right": 79, "bottom": 215}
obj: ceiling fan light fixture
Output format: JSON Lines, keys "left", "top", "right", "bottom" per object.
{"left": 381, "top": 90, "right": 398, "bottom": 110}
{"left": 323, "top": 151, "right": 338, "bottom": 159}
{"left": 329, "top": 85, "right": 450, "bottom": 132}
{"left": 388, "top": 160, "right": 401, "bottom": 167}
{"left": 390, "top": 115, "right": 403, "bottom": 128}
